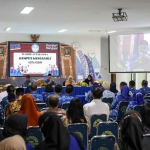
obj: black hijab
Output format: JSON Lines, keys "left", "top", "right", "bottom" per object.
{"left": 36, "top": 112, "right": 70, "bottom": 150}
{"left": 117, "top": 111, "right": 143, "bottom": 150}
{"left": 110, "top": 82, "right": 118, "bottom": 94}
{"left": 3, "top": 114, "right": 28, "bottom": 138}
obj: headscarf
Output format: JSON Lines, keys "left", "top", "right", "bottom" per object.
{"left": 18, "top": 94, "right": 42, "bottom": 126}
{"left": 117, "top": 85, "right": 132, "bottom": 102}
{"left": 36, "top": 112, "right": 70, "bottom": 150}
{"left": 110, "top": 82, "right": 118, "bottom": 93}
{"left": 91, "top": 82, "right": 101, "bottom": 91}
{"left": 117, "top": 111, "right": 143, "bottom": 150}
{"left": 3, "top": 114, "right": 28, "bottom": 138}
{"left": 132, "top": 90, "right": 145, "bottom": 105}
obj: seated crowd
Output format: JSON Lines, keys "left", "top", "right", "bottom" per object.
{"left": 0, "top": 79, "right": 150, "bottom": 149}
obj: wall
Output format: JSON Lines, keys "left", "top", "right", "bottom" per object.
{"left": 0, "top": 33, "right": 101, "bottom": 86}
{"left": 101, "top": 37, "right": 111, "bottom": 82}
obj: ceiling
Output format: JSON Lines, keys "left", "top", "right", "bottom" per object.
{"left": 0, "top": 0, "right": 150, "bottom": 36}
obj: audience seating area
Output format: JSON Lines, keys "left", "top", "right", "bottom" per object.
{"left": 1, "top": 81, "right": 150, "bottom": 150}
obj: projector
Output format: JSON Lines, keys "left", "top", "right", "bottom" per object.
{"left": 112, "top": 9, "right": 128, "bottom": 22}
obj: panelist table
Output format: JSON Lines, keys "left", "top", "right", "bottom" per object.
{"left": 24, "top": 86, "right": 92, "bottom": 97}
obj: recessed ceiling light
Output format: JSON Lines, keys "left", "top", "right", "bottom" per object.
{"left": 20, "top": 7, "right": 34, "bottom": 14}
{"left": 107, "top": 31, "right": 117, "bottom": 33}
{"left": 4, "top": 27, "right": 11, "bottom": 31}
{"left": 58, "top": 29, "right": 67, "bottom": 32}
{"left": 89, "top": 30, "right": 100, "bottom": 32}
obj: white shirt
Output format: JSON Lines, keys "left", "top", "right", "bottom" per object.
{"left": 83, "top": 99, "right": 110, "bottom": 120}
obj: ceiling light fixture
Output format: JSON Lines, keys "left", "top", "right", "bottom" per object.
{"left": 107, "top": 31, "right": 117, "bottom": 34}
{"left": 4, "top": 27, "right": 11, "bottom": 31}
{"left": 58, "top": 29, "right": 67, "bottom": 32}
{"left": 112, "top": 9, "right": 128, "bottom": 22}
{"left": 20, "top": 7, "right": 34, "bottom": 14}
{"left": 89, "top": 30, "right": 100, "bottom": 32}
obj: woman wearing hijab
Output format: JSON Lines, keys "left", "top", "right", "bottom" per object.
{"left": 36, "top": 112, "right": 86, "bottom": 150}
{"left": 110, "top": 85, "right": 132, "bottom": 116}
{"left": 83, "top": 75, "right": 94, "bottom": 86}
{"left": 0, "top": 114, "right": 32, "bottom": 150}
{"left": 126, "top": 90, "right": 145, "bottom": 111}
{"left": 65, "top": 76, "right": 76, "bottom": 86}
{"left": 140, "top": 103, "right": 150, "bottom": 134}
{"left": 114, "top": 111, "right": 150, "bottom": 150}
{"left": 110, "top": 82, "right": 118, "bottom": 95}
{"left": 17, "top": 94, "right": 42, "bottom": 126}
{"left": 102, "top": 81, "right": 115, "bottom": 98}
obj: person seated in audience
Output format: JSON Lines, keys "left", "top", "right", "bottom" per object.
{"left": 65, "top": 76, "right": 76, "bottom": 86}
{"left": 85, "top": 82, "right": 102, "bottom": 103}
{"left": 61, "top": 98, "right": 90, "bottom": 133}
{"left": 60, "top": 84, "right": 74, "bottom": 105}
{"left": 22, "top": 75, "right": 31, "bottom": 87}
{"left": 0, "top": 104, "right": 4, "bottom": 127}
{"left": 84, "top": 87, "right": 109, "bottom": 120}
{"left": 5, "top": 93, "right": 16, "bottom": 120}
{"left": 117, "top": 81, "right": 133, "bottom": 97}
{"left": 0, "top": 114, "right": 32, "bottom": 150}
{"left": 5, "top": 88, "right": 24, "bottom": 120}
{"left": 114, "top": 111, "right": 150, "bottom": 150}
{"left": 37, "top": 112, "right": 86, "bottom": 150}
{"left": 17, "top": 94, "right": 42, "bottom": 126}
{"left": 83, "top": 74, "right": 94, "bottom": 86}
{"left": 1, "top": 85, "right": 15, "bottom": 109}
{"left": 140, "top": 80, "right": 150, "bottom": 96}
{"left": 129, "top": 80, "right": 136, "bottom": 94}
{"left": 55, "top": 84, "right": 64, "bottom": 102}
{"left": 102, "top": 81, "right": 115, "bottom": 98}
{"left": 30, "top": 84, "right": 43, "bottom": 102}
{"left": 44, "top": 94, "right": 66, "bottom": 115}
{"left": 110, "top": 82, "right": 118, "bottom": 95}
{"left": 140, "top": 103, "right": 150, "bottom": 134}
{"left": 126, "top": 90, "right": 145, "bottom": 111}
{"left": 44, "top": 74, "right": 56, "bottom": 85}
{"left": 42, "top": 84, "right": 55, "bottom": 102}
{"left": 110, "top": 85, "right": 132, "bottom": 117}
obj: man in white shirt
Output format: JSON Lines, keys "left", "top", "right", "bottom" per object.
{"left": 83, "top": 87, "right": 110, "bottom": 120}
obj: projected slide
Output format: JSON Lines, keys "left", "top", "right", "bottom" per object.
{"left": 9, "top": 42, "right": 60, "bottom": 76}
{"left": 109, "top": 33, "right": 150, "bottom": 72}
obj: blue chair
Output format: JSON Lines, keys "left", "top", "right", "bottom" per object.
{"left": 110, "top": 101, "right": 129, "bottom": 122}
{"left": 0, "top": 128, "right": 3, "bottom": 134}
{"left": 102, "top": 98, "right": 113, "bottom": 108}
{"left": 143, "top": 134, "right": 150, "bottom": 139}
{"left": 97, "top": 122, "right": 118, "bottom": 139}
{"left": 25, "top": 126, "right": 42, "bottom": 149}
{"left": 144, "top": 95, "right": 150, "bottom": 103}
{"left": 0, "top": 128, "right": 4, "bottom": 140}
{"left": 61, "top": 103, "right": 70, "bottom": 111}
{"left": 133, "top": 105, "right": 143, "bottom": 112}
{"left": 35, "top": 100, "right": 43, "bottom": 103}
{"left": 68, "top": 123, "right": 88, "bottom": 148}
{"left": 90, "top": 114, "right": 107, "bottom": 138}
{"left": 36, "top": 103, "right": 47, "bottom": 111}
{"left": 57, "top": 114, "right": 63, "bottom": 118}
{"left": 90, "top": 135, "right": 116, "bottom": 150}
{"left": 40, "top": 107, "right": 49, "bottom": 111}
{"left": 12, "top": 109, "right": 19, "bottom": 114}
